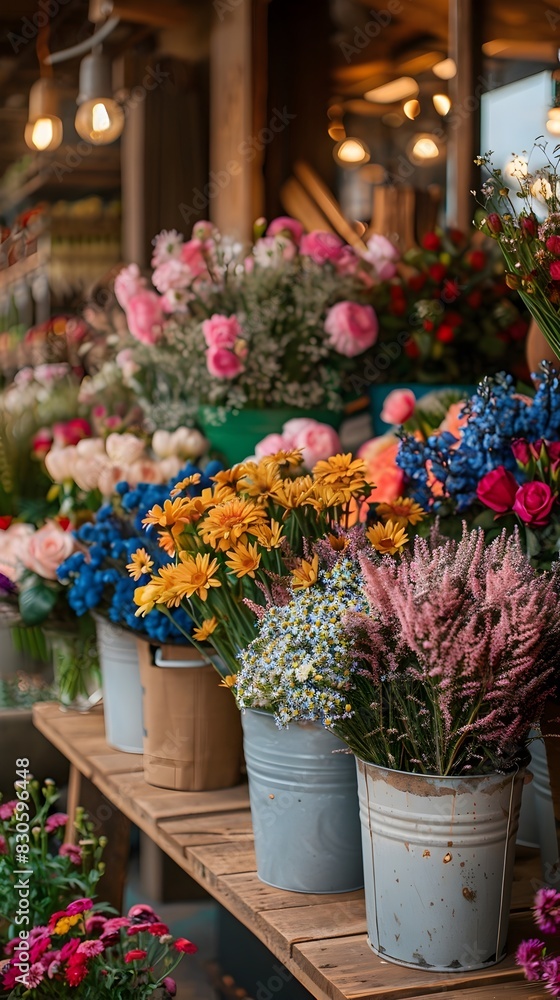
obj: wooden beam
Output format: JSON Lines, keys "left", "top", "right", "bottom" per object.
{"left": 447, "top": 0, "right": 481, "bottom": 231}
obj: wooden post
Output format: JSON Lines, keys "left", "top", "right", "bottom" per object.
{"left": 447, "top": 0, "right": 481, "bottom": 231}
{"left": 209, "top": 0, "right": 267, "bottom": 240}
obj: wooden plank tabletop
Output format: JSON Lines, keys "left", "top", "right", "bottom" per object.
{"left": 32, "top": 702, "right": 547, "bottom": 1000}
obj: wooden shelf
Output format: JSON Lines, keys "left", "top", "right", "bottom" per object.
{"left": 33, "top": 702, "right": 547, "bottom": 1000}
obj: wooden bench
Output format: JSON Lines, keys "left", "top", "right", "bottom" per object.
{"left": 33, "top": 702, "right": 547, "bottom": 1000}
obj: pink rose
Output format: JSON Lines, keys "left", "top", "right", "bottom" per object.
{"left": 125, "top": 291, "right": 164, "bottom": 345}
{"left": 45, "top": 446, "right": 78, "bottom": 484}
{"left": 551, "top": 260, "right": 560, "bottom": 281}
{"left": 362, "top": 234, "right": 400, "bottom": 280}
{"left": 546, "top": 441, "right": 560, "bottom": 464}
{"left": 324, "top": 301, "right": 378, "bottom": 357}
{"left": 152, "top": 258, "right": 191, "bottom": 294}
{"left": 511, "top": 439, "right": 532, "bottom": 465}
{"left": 476, "top": 466, "right": 518, "bottom": 513}
{"left": 181, "top": 239, "right": 212, "bottom": 280}
{"left": 266, "top": 216, "right": 304, "bottom": 243}
{"left": 20, "top": 521, "right": 76, "bottom": 581}
{"left": 202, "top": 314, "right": 242, "bottom": 348}
{"left": 513, "top": 481, "right": 556, "bottom": 525}
{"left": 300, "top": 230, "right": 344, "bottom": 264}
{"left": 206, "top": 346, "right": 244, "bottom": 379}
{"left": 283, "top": 418, "right": 341, "bottom": 468}
{"left": 255, "top": 433, "right": 290, "bottom": 458}
{"left": 0, "top": 523, "right": 34, "bottom": 582}
{"left": 380, "top": 388, "right": 416, "bottom": 426}
{"left": 114, "top": 264, "right": 147, "bottom": 310}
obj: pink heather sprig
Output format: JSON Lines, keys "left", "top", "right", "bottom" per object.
{"left": 339, "top": 526, "right": 560, "bottom": 775}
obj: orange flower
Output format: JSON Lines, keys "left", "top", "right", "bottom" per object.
{"left": 358, "top": 434, "right": 405, "bottom": 504}
{"left": 193, "top": 616, "right": 218, "bottom": 641}
{"left": 172, "top": 552, "right": 222, "bottom": 601}
{"left": 225, "top": 541, "right": 261, "bottom": 578}
{"left": 170, "top": 473, "right": 202, "bottom": 497}
{"left": 366, "top": 520, "right": 409, "bottom": 555}
{"left": 376, "top": 496, "right": 426, "bottom": 529}
{"left": 291, "top": 554, "right": 319, "bottom": 590}
{"left": 142, "top": 497, "right": 192, "bottom": 529}
{"left": 126, "top": 548, "right": 154, "bottom": 581}
{"left": 200, "top": 498, "right": 266, "bottom": 551}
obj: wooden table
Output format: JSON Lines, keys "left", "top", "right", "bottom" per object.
{"left": 33, "top": 702, "right": 547, "bottom": 1000}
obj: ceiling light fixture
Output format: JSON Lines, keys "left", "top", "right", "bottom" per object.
{"left": 433, "top": 93, "right": 451, "bottom": 116}
{"left": 74, "top": 49, "right": 124, "bottom": 145}
{"left": 403, "top": 99, "right": 421, "bottom": 120}
{"left": 365, "top": 77, "right": 418, "bottom": 104}
{"left": 24, "top": 78, "right": 63, "bottom": 152}
{"left": 432, "top": 58, "right": 456, "bottom": 80}
{"left": 333, "top": 137, "right": 370, "bottom": 167}
{"left": 409, "top": 134, "right": 441, "bottom": 163}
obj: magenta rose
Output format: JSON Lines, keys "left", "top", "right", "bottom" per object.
{"left": 324, "top": 301, "right": 378, "bottom": 357}
{"left": 547, "top": 235, "right": 560, "bottom": 256}
{"left": 300, "top": 230, "right": 344, "bottom": 264}
{"left": 266, "top": 216, "right": 304, "bottom": 244}
{"left": 511, "top": 438, "right": 532, "bottom": 465}
{"left": 283, "top": 418, "right": 342, "bottom": 468}
{"left": 114, "top": 264, "right": 146, "bottom": 309}
{"left": 202, "top": 314, "right": 241, "bottom": 348}
{"left": 476, "top": 466, "right": 518, "bottom": 513}
{"left": 513, "top": 481, "right": 556, "bottom": 525}
{"left": 546, "top": 441, "right": 560, "bottom": 464}
{"left": 206, "top": 346, "right": 244, "bottom": 379}
{"left": 550, "top": 260, "right": 560, "bottom": 281}
{"left": 380, "top": 388, "right": 416, "bottom": 425}
{"left": 125, "top": 291, "right": 164, "bottom": 345}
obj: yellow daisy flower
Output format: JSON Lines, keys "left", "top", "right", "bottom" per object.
{"left": 157, "top": 523, "right": 185, "bottom": 557}
{"left": 237, "top": 461, "right": 282, "bottom": 500}
{"left": 211, "top": 467, "right": 244, "bottom": 488}
{"left": 225, "top": 541, "right": 261, "bottom": 578}
{"left": 262, "top": 449, "right": 303, "bottom": 468}
{"left": 376, "top": 496, "right": 427, "bottom": 529}
{"left": 172, "top": 551, "right": 222, "bottom": 601}
{"left": 134, "top": 577, "right": 167, "bottom": 616}
{"left": 126, "top": 548, "right": 154, "bottom": 581}
{"left": 271, "top": 475, "right": 314, "bottom": 510}
{"left": 200, "top": 498, "right": 266, "bottom": 551}
{"left": 193, "top": 616, "right": 218, "bottom": 641}
{"left": 291, "top": 553, "right": 319, "bottom": 590}
{"left": 249, "top": 519, "right": 284, "bottom": 549}
{"left": 219, "top": 674, "right": 237, "bottom": 689}
{"left": 367, "top": 519, "right": 409, "bottom": 555}
{"left": 170, "top": 473, "right": 202, "bottom": 497}
{"left": 53, "top": 913, "right": 82, "bottom": 936}
{"left": 312, "top": 454, "right": 368, "bottom": 496}
{"left": 142, "top": 497, "right": 192, "bottom": 529}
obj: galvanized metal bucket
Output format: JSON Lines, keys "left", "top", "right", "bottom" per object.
{"left": 242, "top": 709, "right": 363, "bottom": 893}
{"left": 530, "top": 736, "right": 559, "bottom": 885}
{"left": 356, "top": 757, "right": 524, "bottom": 971}
{"left": 95, "top": 617, "right": 144, "bottom": 753}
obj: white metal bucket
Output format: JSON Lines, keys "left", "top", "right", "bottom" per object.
{"left": 96, "top": 617, "right": 144, "bottom": 753}
{"left": 356, "top": 758, "right": 524, "bottom": 971}
{"left": 530, "top": 736, "right": 559, "bottom": 885}
{"left": 242, "top": 708, "right": 363, "bottom": 893}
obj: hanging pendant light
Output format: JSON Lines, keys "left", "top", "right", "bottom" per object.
{"left": 74, "top": 49, "right": 124, "bottom": 145}
{"left": 24, "top": 78, "right": 63, "bottom": 151}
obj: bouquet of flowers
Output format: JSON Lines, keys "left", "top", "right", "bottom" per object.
{"left": 57, "top": 462, "right": 220, "bottom": 645}
{"left": 1, "top": 899, "right": 196, "bottom": 998}
{"left": 369, "top": 228, "right": 528, "bottom": 385}
{"left": 113, "top": 218, "right": 387, "bottom": 418}
{"left": 478, "top": 142, "right": 560, "bottom": 358}
{"left": 132, "top": 451, "right": 381, "bottom": 673}
{"left": 517, "top": 887, "right": 560, "bottom": 995}
{"left": 397, "top": 366, "right": 560, "bottom": 569}
{"left": 335, "top": 527, "right": 560, "bottom": 775}
{"left": 0, "top": 783, "right": 106, "bottom": 942}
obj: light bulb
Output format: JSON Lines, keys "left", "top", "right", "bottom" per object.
{"left": 334, "top": 137, "right": 370, "bottom": 166}
{"left": 75, "top": 97, "right": 124, "bottom": 145}
{"left": 433, "top": 94, "right": 451, "bottom": 116}
{"left": 403, "top": 99, "right": 421, "bottom": 120}
{"left": 410, "top": 135, "right": 440, "bottom": 162}
{"left": 24, "top": 114, "right": 63, "bottom": 152}
{"left": 432, "top": 58, "right": 456, "bottom": 80}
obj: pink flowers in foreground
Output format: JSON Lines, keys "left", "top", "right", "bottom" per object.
{"left": 203, "top": 313, "right": 246, "bottom": 380}
{"left": 517, "top": 889, "right": 560, "bottom": 995}
{"left": 324, "top": 301, "right": 378, "bottom": 357}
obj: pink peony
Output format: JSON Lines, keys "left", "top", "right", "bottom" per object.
{"left": 476, "top": 467, "right": 518, "bottom": 513}
{"left": 513, "top": 481, "right": 555, "bottom": 526}
{"left": 20, "top": 522, "right": 76, "bottom": 581}
{"left": 152, "top": 258, "right": 191, "bottom": 294}
{"left": 125, "top": 291, "right": 164, "bottom": 346}
{"left": 300, "top": 230, "right": 344, "bottom": 264}
{"left": 282, "top": 418, "right": 341, "bottom": 468}
{"left": 266, "top": 216, "right": 304, "bottom": 243}
{"left": 202, "top": 314, "right": 241, "bottom": 349}
{"left": 151, "top": 229, "right": 183, "bottom": 267}
{"left": 114, "top": 264, "right": 147, "bottom": 310}
{"left": 206, "top": 346, "right": 244, "bottom": 380}
{"left": 380, "top": 388, "right": 416, "bottom": 426}
{"left": 324, "top": 301, "right": 378, "bottom": 357}
{"left": 255, "top": 433, "right": 289, "bottom": 458}
{"left": 362, "top": 233, "right": 400, "bottom": 280}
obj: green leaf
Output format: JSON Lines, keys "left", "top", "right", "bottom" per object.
{"left": 19, "top": 578, "right": 59, "bottom": 626}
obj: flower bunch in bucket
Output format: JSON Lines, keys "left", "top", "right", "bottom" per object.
{"left": 0, "top": 783, "right": 106, "bottom": 943}
{"left": 477, "top": 141, "right": 560, "bottom": 359}
{"left": 132, "top": 451, "right": 385, "bottom": 672}
{"left": 397, "top": 367, "right": 560, "bottom": 570}
{"left": 1, "top": 899, "right": 196, "bottom": 998}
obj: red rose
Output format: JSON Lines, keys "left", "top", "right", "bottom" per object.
{"left": 513, "top": 481, "right": 555, "bottom": 526}
{"left": 442, "top": 279, "right": 460, "bottom": 302}
{"left": 547, "top": 235, "right": 560, "bottom": 256}
{"left": 0, "top": 516, "right": 12, "bottom": 531}
{"left": 436, "top": 324, "right": 455, "bottom": 343}
{"left": 408, "top": 274, "right": 426, "bottom": 292}
{"left": 428, "top": 262, "right": 447, "bottom": 282}
{"left": 467, "top": 289, "right": 482, "bottom": 309}
{"left": 448, "top": 228, "right": 465, "bottom": 245}
{"left": 466, "top": 250, "right": 486, "bottom": 271}
{"left": 521, "top": 215, "right": 537, "bottom": 237}
{"left": 550, "top": 260, "right": 560, "bottom": 281}
{"left": 486, "top": 213, "right": 503, "bottom": 234}
{"left": 546, "top": 441, "right": 560, "bottom": 463}
{"left": 422, "top": 232, "right": 441, "bottom": 251}
{"left": 476, "top": 466, "right": 518, "bottom": 513}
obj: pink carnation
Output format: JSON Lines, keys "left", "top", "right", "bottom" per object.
{"left": 206, "top": 346, "right": 244, "bottom": 380}
{"left": 324, "top": 301, "right": 378, "bottom": 357}
{"left": 125, "top": 291, "right": 164, "bottom": 345}
{"left": 59, "top": 843, "right": 82, "bottom": 865}
{"left": 266, "top": 216, "right": 304, "bottom": 243}
{"left": 0, "top": 835, "right": 7, "bottom": 855}
{"left": 380, "top": 388, "right": 416, "bottom": 426}
{"left": 300, "top": 230, "right": 344, "bottom": 264}
{"left": 550, "top": 260, "right": 560, "bottom": 281}
{"left": 77, "top": 940, "right": 105, "bottom": 957}
{"left": 202, "top": 314, "right": 241, "bottom": 348}
{"left": 66, "top": 898, "right": 93, "bottom": 916}
{"left": 44, "top": 812, "right": 68, "bottom": 834}
{"left": 114, "top": 264, "right": 146, "bottom": 310}
{"left": 0, "top": 800, "right": 18, "bottom": 820}
{"left": 152, "top": 258, "right": 191, "bottom": 294}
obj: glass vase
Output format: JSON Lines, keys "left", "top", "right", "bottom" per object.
{"left": 48, "top": 628, "right": 102, "bottom": 712}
